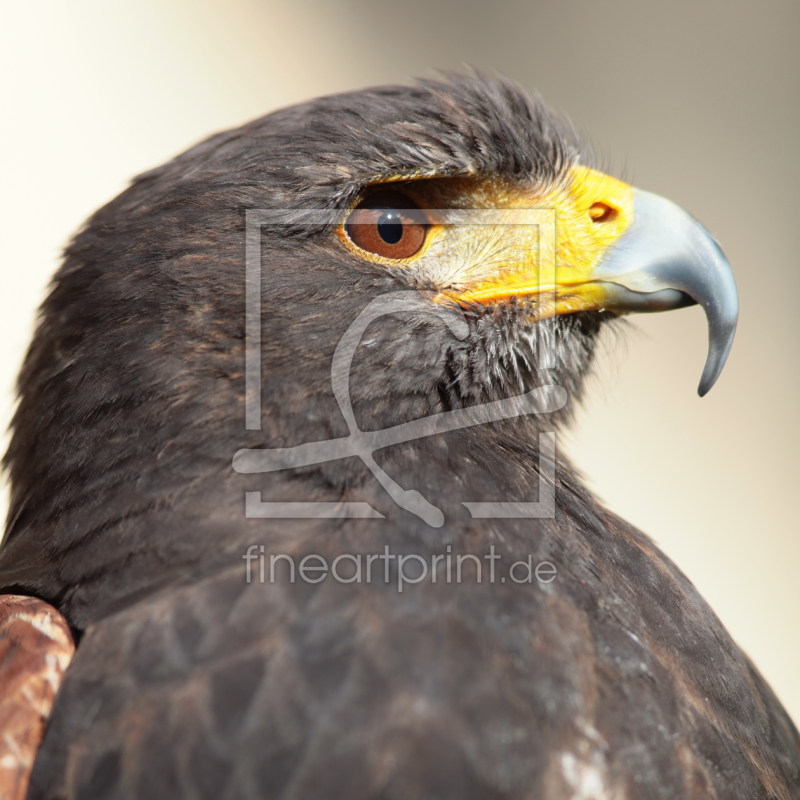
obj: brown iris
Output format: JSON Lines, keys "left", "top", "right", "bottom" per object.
{"left": 345, "top": 191, "right": 428, "bottom": 259}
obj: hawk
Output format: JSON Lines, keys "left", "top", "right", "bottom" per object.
{"left": 1, "top": 75, "right": 797, "bottom": 799}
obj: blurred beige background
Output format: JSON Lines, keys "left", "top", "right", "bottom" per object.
{"left": 1, "top": 0, "right": 798, "bottom": 722}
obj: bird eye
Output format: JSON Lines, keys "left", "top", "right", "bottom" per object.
{"left": 345, "top": 191, "right": 428, "bottom": 259}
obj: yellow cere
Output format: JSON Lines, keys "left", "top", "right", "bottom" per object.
{"left": 338, "top": 165, "right": 635, "bottom": 320}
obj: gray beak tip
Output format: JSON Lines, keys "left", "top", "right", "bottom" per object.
{"left": 697, "top": 316, "right": 738, "bottom": 397}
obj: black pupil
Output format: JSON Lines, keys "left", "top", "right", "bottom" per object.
{"left": 377, "top": 210, "right": 404, "bottom": 244}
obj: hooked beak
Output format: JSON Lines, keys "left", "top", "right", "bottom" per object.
{"left": 591, "top": 189, "right": 738, "bottom": 396}
{"left": 447, "top": 167, "right": 739, "bottom": 396}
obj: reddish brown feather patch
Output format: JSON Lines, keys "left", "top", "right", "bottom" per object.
{"left": 0, "top": 595, "right": 74, "bottom": 800}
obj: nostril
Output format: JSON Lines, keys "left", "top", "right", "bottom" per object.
{"left": 589, "top": 202, "right": 617, "bottom": 223}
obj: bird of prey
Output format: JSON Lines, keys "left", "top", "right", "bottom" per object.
{"left": 0, "top": 75, "right": 798, "bottom": 800}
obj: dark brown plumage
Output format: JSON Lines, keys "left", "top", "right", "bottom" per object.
{"left": 0, "top": 75, "right": 797, "bottom": 799}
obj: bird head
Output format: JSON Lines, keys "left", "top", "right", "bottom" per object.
{"left": 0, "top": 75, "right": 738, "bottom": 624}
